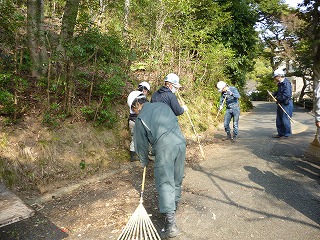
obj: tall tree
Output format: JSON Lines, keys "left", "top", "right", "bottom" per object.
{"left": 253, "top": 0, "right": 293, "bottom": 70}
{"left": 27, "top": 0, "right": 48, "bottom": 79}
{"left": 124, "top": 0, "right": 130, "bottom": 39}
{"left": 300, "top": 0, "right": 320, "bottom": 83}
{"left": 56, "top": 0, "right": 80, "bottom": 113}
{"left": 57, "top": 0, "right": 80, "bottom": 57}
{"left": 295, "top": 0, "right": 320, "bottom": 99}
{"left": 216, "top": 0, "right": 259, "bottom": 87}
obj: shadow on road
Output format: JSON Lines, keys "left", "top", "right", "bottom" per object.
{"left": 190, "top": 101, "right": 320, "bottom": 234}
{"left": 244, "top": 166, "right": 320, "bottom": 226}
{"left": 189, "top": 163, "right": 320, "bottom": 231}
{"left": 0, "top": 211, "right": 68, "bottom": 239}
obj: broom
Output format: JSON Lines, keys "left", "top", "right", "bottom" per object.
{"left": 305, "top": 128, "right": 320, "bottom": 162}
{"left": 267, "top": 90, "right": 308, "bottom": 134}
{"left": 117, "top": 167, "right": 161, "bottom": 240}
{"left": 311, "top": 127, "right": 320, "bottom": 147}
{"left": 177, "top": 91, "right": 205, "bottom": 159}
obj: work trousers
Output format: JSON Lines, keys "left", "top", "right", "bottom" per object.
{"left": 224, "top": 106, "right": 240, "bottom": 137}
{"left": 154, "top": 143, "right": 186, "bottom": 213}
{"left": 276, "top": 101, "right": 293, "bottom": 137}
{"left": 128, "top": 120, "right": 135, "bottom": 151}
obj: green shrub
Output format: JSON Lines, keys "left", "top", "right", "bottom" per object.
{"left": 0, "top": 90, "right": 14, "bottom": 114}
{"left": 81, "top": 106, "right": 95, "bottom": 121}
{"left": 0, "top": 73, "right": 28, "bottom": 118}
{"left": 81, "top": 104, "right": 117, "bottom": 128}
{"left": 42, "top": 103, "right": 67, "bottom": 128}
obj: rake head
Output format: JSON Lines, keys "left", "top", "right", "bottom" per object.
{"left": 117, "top": 202, "right": 161, "bottom": 240}
{"left": 291, "top": 121, "right": 309, "bottom": 134}
{"left": 311, "top": 129, "right": 320, "bottom": 147}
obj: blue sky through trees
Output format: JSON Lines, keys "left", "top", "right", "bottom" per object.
{"left": 285, "top": 0, "right": 303, "bottom": 8}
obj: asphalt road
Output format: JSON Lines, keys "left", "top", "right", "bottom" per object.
{"left": 175, "top": 101, "right": 320, "bottom": 240}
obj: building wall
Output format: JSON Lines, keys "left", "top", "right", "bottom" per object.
{"left": 289, "top": 76, "right": 304, "bottom": 101}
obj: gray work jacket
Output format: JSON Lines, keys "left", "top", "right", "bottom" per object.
{"left": 134, "top": 102, "right": 186, "bottom": 167}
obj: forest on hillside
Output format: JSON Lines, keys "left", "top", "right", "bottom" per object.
{"left": 0, "top": 0, "right": 319, "bottom": 195}
{"left": 0, "top": 0, "right": 319, "bottom": 128}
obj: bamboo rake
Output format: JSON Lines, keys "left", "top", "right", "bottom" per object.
{"left": 311, "top": 127, "right": 320, "bottom": 147}
{"left": 215, "top": 96, "right": 227, "bottom": 122}
{"left": 177, "top": 91, "right": 205, "bottom": 160}
{"left": 267, "top": 90, "right": 308, "bottom": 134}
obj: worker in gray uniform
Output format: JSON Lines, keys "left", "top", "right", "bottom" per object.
{"left": 129, "top": 93, "right": 186, "bottom": 239}
{"left": 217, "top": 80, "right": 241, "bottom": 141}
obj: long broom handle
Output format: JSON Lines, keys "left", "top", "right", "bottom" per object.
{"left": 215, "top": 96, "right": 227, "bottom": 121}
{"left": 140, "top": 167, "right": 146, "bottom": 203}
{"left": 177, "top": 91, "right": 205, "bottom": 159}
{"left": 267, "top": 90, "right": 295, "bottom": 123}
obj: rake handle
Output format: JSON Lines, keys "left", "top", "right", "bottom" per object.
{"left": 177, "top": 91, "right": 205, "bottom": 159}
{"left": 140, "top": 167, "right": 146, "bottom": 203}
{"left": 215, "top": 96, "right": 227, "bottom": 121}
{"left": 267, "top": 90, "right": 294, "bottom": 123}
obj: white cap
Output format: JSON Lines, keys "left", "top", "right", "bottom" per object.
{"left": 127, "top": 91, "right": 145, "bottom": 109}
{"left": 164, "top": 73, "right": 181, "bottom": 88}
{"left": 217, "top": 81, "right": 227, "bottom": 92}
{"left": 273, "top": 68, "right": 285, "bottom": 78}
{"left": 138, "top": 81, "right": 150, "bottom": 91}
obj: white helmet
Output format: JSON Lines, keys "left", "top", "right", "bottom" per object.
{"left": 217, "top": 81, "right": 227, "bottom": 92}
{"left": 164, "top": 73, "right": 181, "bottom": 88}
{"left": 138, "top": 81, "right": 150, "bottom": 91}
{"left": 127, "top": 91, "right": 145, "bottom": 108}
{"left": 273, "top": 68, "right": 285, "bottom": 78}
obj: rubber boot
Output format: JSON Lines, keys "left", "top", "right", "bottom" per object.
{"left": 232, "top": 135, "right": 237, "bottom": 142}
{"left": 130, "top": 151, "right": 139, "bottom": 162}
{"left": 175, "top": 201, "right": 179, "bottom": 211}
{"left": 160, "top": 212, "right": 180, "bottom": 238}
{"left": 222, "top": 132, "right": 232, "bottom": 141}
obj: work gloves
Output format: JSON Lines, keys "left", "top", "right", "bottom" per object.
{"left": 182, "top": 105, "right": 188, "bottom": 111}
{"left": 223, "top": 90, "right": 233, "bottom": 98}
{"left": 219, "top": 105, "right": 223, "bottom": 111}
{"left": 226, "top": 90, "right": 233, "bottom": 96}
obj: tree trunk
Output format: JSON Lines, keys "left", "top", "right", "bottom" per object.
{"left": 63, "top": 61, "right": 74, "bottom": 114}
{"left": 311, "top": 0, "right": 320, "bottom": 101}
{"left": 124, "top": 0, "right": 130, "bottom": 39}
{"left": 57, "top": 0, "right": 80, "bottom": 56}
{"left": 57, "top": 0, "right": 80, "bottom": 113}
{"left": 27, "top": 0, "right": 48, "bottom": 79}
{"left": 299, "top": 75, "right": 308, "bottom": 102}
{"left": 313, "top": 45, "right": 320, "bottom": 96}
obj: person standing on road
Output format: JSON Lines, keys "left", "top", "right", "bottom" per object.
{"left": 151, "top": 73, "right": 188, "bottom": 116}
{"left": 217, "top": 81, "right": 241, "bottom": 141}
{"left": 127, "top": 82, "right": 151, "bottom": 162}
{"left": 129, "top": 94, "right": 186, "bottom": 239}
{"left": 271, "top": 68, "right": 293, "bottom": 138}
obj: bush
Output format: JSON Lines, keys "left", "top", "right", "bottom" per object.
{"left": 81, "top": 103, "right": 117, "bottom": 128}
{"left": 0, "top": 90, "right": 14, "bottom": 115}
